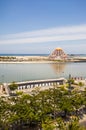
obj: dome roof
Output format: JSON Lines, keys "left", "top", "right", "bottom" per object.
{"left": 56, "top": 47, "right": 62, "bottom": 50}
{"left": 49, "top": 47, "right": 67, "bottom": 59}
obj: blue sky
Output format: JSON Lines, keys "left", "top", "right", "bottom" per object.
{"left": 0, "top": 0, "right": 86, "bottom": 54}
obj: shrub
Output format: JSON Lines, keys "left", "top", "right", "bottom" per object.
{"left": 9, "top": 82, "right": 18, "bottom": 91}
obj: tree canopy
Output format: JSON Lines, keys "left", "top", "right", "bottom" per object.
{"left": 0, "top": 84, "right": 86, "bottom": 130}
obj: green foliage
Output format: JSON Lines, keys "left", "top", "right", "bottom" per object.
{"left": 67, "top": 118, "right": 86, "bottom": 130}
{"left": 42, "top": 123, "right": 55, "bottom": 130}
{"left": 16, "top": 91, "right": 23, "bottom": 95}
{"left": 42, "top": 118, "right": 55, "bottom": 130}
{"left": 56, "top": 117, "right": 66, "bottom": 129}
{"left": 67, "top": 78, "right": 74, "bottom": 84}
{"left": 78, "top": 82, "right": 84, "bottom": 87}
{"left": 0, "top": 85, "right": 86, "bottom": 129}
{"left": 9, "top": 82, "right": 18, "bottom": 90}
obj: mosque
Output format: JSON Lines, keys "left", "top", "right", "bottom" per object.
{"left": 49, "top": 48, "right": 68, "bottom": 60}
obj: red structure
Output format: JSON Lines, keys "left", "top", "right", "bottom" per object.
{"left": 49, "top": 48, "right": 67, "bottom": 60}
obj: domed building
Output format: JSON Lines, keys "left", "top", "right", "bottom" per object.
{"left": 49, "top": 48, "right": 67, "bottom": 60}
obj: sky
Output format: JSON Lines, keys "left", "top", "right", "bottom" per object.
{"left": 0, "top": 0, "right": 86, "bottom": 54}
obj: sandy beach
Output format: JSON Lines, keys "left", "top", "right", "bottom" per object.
{"left": 0, "top": 61, "right": 55, "bottom": 64}
{"left": 0, "top": 56, "right": 86, "bottom": 64}
{"left": 0, "top": 56, "right": 66, "bottom": 63}
{"left": 0, "top": 56, "right": 53, "bottom": 63}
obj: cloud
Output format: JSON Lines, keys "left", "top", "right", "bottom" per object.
{"left": 0, "top": 24, "right": 86, "bottom": 44}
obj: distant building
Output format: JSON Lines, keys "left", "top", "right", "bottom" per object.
{"left": 49, "top": 48, "right": 67, "bottom": 60}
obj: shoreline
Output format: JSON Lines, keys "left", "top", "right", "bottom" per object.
{"left": 0, "top": 61, "right": 56, "bottom": 64}
{"left": 0, "top": 56, "right": 86, "bottom": 63}
{"left": 0, "top": 60, "right": 86, "bottom": 64}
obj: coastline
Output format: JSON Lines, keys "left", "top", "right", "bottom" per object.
{"left": 0, "top": 56, "right": 86, "bottom": 63}
{"left": 0, "top": 60, "right": 86, "bottom": 64}
{"left": 0, "top": 61, "right": 55, "bottom": 64}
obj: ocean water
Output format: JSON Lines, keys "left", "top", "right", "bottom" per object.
{"left": 0, "top": 54, "right": 86, "bottom": 57}
{"left": 0, "top": 62, "right": 86, "bottom": 83}
{"left": 0, "top": 54, "right": 49, "bottom": 56}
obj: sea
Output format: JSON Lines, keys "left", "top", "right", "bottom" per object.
{"left": 0, "top": 54, "right": 49, "bottom": 56}
{"left": 0, "top": 54, "right": 86, "bottom": 83}
{"left": 0, "top": 53, "right": 86, "bottom": 57}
